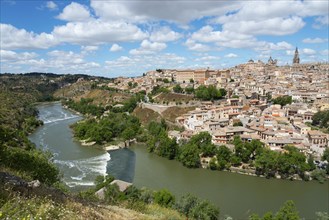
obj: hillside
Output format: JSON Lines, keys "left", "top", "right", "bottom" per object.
{"left": 0, "top": 73, "right": 186, "bottom": 220}
{"left": 132, "top": 106, "right": 162, "bottom": 125}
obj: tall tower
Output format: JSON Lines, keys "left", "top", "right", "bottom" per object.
{"left": 293, "top": 47, "right": 300, "bottom": 64}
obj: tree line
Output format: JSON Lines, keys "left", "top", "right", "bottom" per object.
{"left": 146, "top": 121, "right": 327, "bottom": 181}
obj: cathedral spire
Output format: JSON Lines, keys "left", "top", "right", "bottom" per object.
{"left": 293, "top": 47, "right": 300, "bottom": 64}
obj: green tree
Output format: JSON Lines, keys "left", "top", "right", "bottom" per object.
{"left": 322, "top": 148, "right": 329, "bottom": 161}
{"left": 274, "top": 200, "right": 300, "bottom": 220}
{"left": 179, "top": 143, "right": 200, "bottom": 168}
{"left": 312, "top": 110, "right": 329, "bottom": 131}
{"left": 173, "top": 84, "right": 183, "bottom": 93}
{"left": 233, "top": 121, "right": 243, "bottom": 126}
{"left": 255, "top": 149, "right": 278, "bottom": 177}
{"left": 175, "top": 193, "right": 199, "bottom": 216}
{"left": 216, "top": 145, "right": 232, "bottom": 170}
{"left": 272, "top": 96, "right": 292, "bottom": 106}
{"left": 189, "top": 200, "right": 220, "bottom": 220}
{"left": 154, "top": 189, "right": 175, "bottom": 208}
{"left": 307, "top": 155, "right": 316, "bottom": 171}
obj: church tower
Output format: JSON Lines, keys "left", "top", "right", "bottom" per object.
{"left": 293, "top": 47, "right": 300, "bottom": 64}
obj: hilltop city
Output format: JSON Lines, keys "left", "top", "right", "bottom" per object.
{"left": 84, "top": 48, "right": 329, "bottom": 161}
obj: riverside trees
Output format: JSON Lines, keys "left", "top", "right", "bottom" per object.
{"left": 72, "top": 112, "right": 142, "bottom": 144}
{"left": 146, "top": 123, "right": 316, "bottom": 180}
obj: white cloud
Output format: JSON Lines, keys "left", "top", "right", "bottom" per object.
{"left": 129, "top": 40, "right": 166, "bottom": 55}
{"left": 81, "top": 45, "right": 99, "bottom": 52}
{"left": 317, "top": 15, "right": 329, "bottom": 25}
{"left": 302, "top": 37, "right": 328, "bottom": 44}
{"left": 190, "top": 25, "right": 294, "bottom": 52}
{"left": 320, "top": 49, "right": 329, "bottom": 56}
{"left": 109, "top": 44, "right": 123, "bottom": 52}
{"left": 90, "top": 0, "right": 240, "bottom": 24}
{"left": 105, "top": 53, "right": 186, "bottom": 75}
{"left": 184, "top": 39, "right": 210, "bottom": 52}
{"left": 222, "top": 16, "right": 305, "bottom": 36}
{"left": 225, "top": 53, "right": 238, "bottom": 58}
{"left": 195, "top": 56, "right": 219, "bottom": 61}
{"left": 0, "top": 50, "right": 38, "bottom": 62}
{"left": 1, "top": 49, "right": 100, "bottom": 74}
{"left": 302, "top": 48, "right": 316, "bottom": 55}
{"left": 52, "top": 20, "right": 148, "bottom": 45}
{"left": 0, "top": 23, "right": 57, "bottom": 50}
{"left": 46, "top": 1, "right": 58, "bottom": 10}
{"left": 57, "top": 2, "right": 91, "bottom": 22}
{"left": 150, "top": 26, "right": 182, "bottom": 42}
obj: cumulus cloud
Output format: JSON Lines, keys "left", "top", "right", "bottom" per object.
{"left": 303, "top": 37, "right": 328, "bottom": 43}
{"left": 109, "top": 44, "right": 123, "bottom": 52}
{"left": 46, "top": 1, "right": 58, "bottom": 10}
{"left": 0, "top": 23, "right": 57, "bottom": 50}
{"left": 184, "top": 39, "right": 210, "bottom": 52}
{"left": 189, "top": 25, "right": 294, "bottom": 52}
{"left": 0, "top": 50, "right": 38, "bottom": 62}
{"left": 56, "top": 2, "right": 91, "bottom": 22}
{"left": 150, "top": 26, "right": 182, "bottom": 42}
{"left": 129, "top": 40, "right": 166, "bottom": 55}
{"left": 52, "top": 20, "right": 148, "bottom": 45}
{"left": 302, "top": 48, "right": 316, "bottom": 55}
{"left": 81, "top": 45, "right": 99, "bottom": 52}
{"left": 195, "top": 56, "right": 219, "bottom": 61}
{"left": 225, "top": 53, "right": 238, "bottom": 58}
{"left": 105, "top": 53, "right": 186, "bottom": 75}
{"left": 222, "top": 17, "right": 305, "bottom": 36}
{"left": 90, "top": 0, "right": 240, "bottom": 24}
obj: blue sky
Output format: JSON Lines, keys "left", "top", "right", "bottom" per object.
{"left": 0, "top": 0, "right": 328, "bottom": 77}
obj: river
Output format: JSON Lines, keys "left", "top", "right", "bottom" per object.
{"left": 29, "top": 102, "right": 329, "bottom": 219}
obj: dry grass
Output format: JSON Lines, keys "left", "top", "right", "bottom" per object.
{"left": 0, "top": 195, "right": 184, "bottom": 220}
{"left": 162, "top": 106, "right": 195, "bottom": 122}
{"left": 55, "top": 84, "right": 132, "bottom": 106}
{"left": 155, "top": 93, "right": 194, "bottom": 104}
{"left": 132, "top": 107, "right": 162, "bottom": 126}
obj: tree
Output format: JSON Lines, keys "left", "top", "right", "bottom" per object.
{"left": 175, "top": 193, "right": 199, "bottom": 216}
{"left": 274, "top": 200, "right": 300, "bottom": 220}
{"left": 189, "top": 200, "right": 220, "bottom": 220}
{"left": 233, "top": 121, "right": 243, "bottom": 126}
{"left": 312, "top": 110, "right": 329, "bottom": 131}
{"left": 321, "top": 148, "right": 329, "bottom": 161}
{"left": 163, "top": 78, "right": 170, "bottom": 83}
{"left": 173, "top": 84, "right": 183, "bottom": 93}
{"left": 185, "top": 86, "right": 195, "bottom": 94}
{"left": 216, "top": 145, "right": 232, "bottom": 170}
{"left": 272, "top": 96, "right": 292, "bottom": 106}
{"left": 209, "top": 158, "right": 218, "bottom": 170}
{"left": 154, "top": 189, "right": 175, "bottom": 208}
{"left": 179, "top": 143, "right": 200, "bottom": 168}
{"left": 255, "top": 149, "right": 278, "bottom": 177}
{"left": 307, "top": 155, "right": 316, "bottom": 171}
{"left": 276, "top": 145, "right": 309, "bottom": 178}
{"left": 249, "top": 200, "right": 300, "bottom": 220}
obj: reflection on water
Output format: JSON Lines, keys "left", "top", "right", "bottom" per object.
{"left": 106, "top": 149, "right": 135, "bottom": 183}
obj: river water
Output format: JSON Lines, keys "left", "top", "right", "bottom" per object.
{"left": 29, "top": 102, "right": 329, "bottom": 219}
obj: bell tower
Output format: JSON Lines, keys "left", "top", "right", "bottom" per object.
{"left": 293, "top": 47, "right": 300, "bottom": 64}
